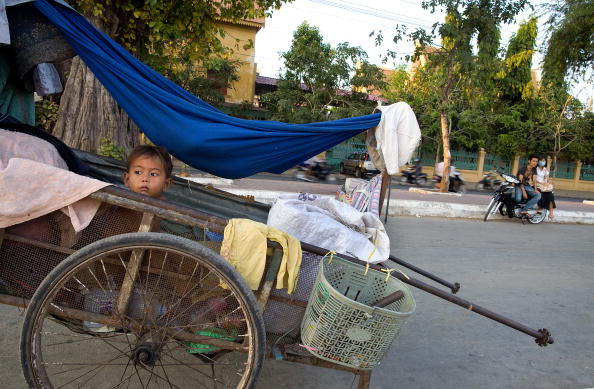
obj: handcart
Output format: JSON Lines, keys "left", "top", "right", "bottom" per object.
{"left": 0, "top": 157, "right": 553, "bottom": 389}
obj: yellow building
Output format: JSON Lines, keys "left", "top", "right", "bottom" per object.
{"left": 217, "top": 16, "right": 265, "bottom": 104}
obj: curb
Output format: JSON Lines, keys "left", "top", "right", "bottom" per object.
{"left": 219, "top": 188, "right": 594, "bottom": 225}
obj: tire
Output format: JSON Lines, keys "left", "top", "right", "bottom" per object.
{"left": 484, "top": 199, "right": 500, "bottom": 221}
{"left": 415, "top": 177, "right": 427, "bottom": 186}
{"left": 339, "top": 163, "right": 345, "bottom": 174}
{"left": 475, "top": 182, "right": 484, "bottom": 191}
{"left": 21, "top": 233, "right": 265, "bottom": 389}
{"left": 528, "top": 210, "right": 547, "bottom": 224}
{"left": 457, "top": 184, "right": 467, "bottom": 194}
{"left": 355, "top": 167, "right": 362, "bottom": 178}
{"left": 400, "top": 175, "right": 408, "bottom": 184}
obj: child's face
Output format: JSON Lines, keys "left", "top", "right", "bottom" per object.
{"left": 124, "top": 155, "right": 172, "bottom": 198}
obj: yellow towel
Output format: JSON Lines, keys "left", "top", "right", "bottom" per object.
{"left": 220, "top": 219, "right": 302, "bottom": 294}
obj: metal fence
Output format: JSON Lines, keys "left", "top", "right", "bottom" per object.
{"left": 484, "top": 155, "right": 512, "bottom": 173}
{"left": 450, "top": 150, "right": 478, "bottom": 170}
{"left": 551, "top": 161, "right": 576, "bottom": 179}
{"left": 327, "top": 142, "right": 590, "bottom": 181}
{"left": 326, "top": 139, "right": 366, "bottom": 170}
{"left": 580, "top": 164, "right": 594, "bottom": 181}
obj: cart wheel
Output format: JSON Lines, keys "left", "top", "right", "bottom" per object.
{"left": 21, "top": 232, "right": 265, "bottom": 389}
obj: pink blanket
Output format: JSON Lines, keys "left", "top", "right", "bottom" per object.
{"left": 0, "top": 130, "right": 110, "bottom": 231}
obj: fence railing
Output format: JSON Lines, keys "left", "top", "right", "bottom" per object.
{"left": 326, "top": 139, "right": 366, "bottom": 169}
{"left": 580, "top": 164, "right": 594, "bottom": 181}
{"left": 484, "top": 155, "right": 512, "bottom": 172}
{"left": 326, "top": 142, "right": 593, "bottom": 184}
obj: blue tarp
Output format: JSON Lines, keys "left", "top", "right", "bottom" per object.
{"left": 35, "top": 0, "right": 382, "bottom": 179}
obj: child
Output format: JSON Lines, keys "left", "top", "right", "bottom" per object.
{"left": 124, "top": 145, "right": 173, "bottom": 199}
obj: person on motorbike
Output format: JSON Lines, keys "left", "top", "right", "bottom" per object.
{"left": 413, "top": 158, "right": 423, "bottom": 179}
{"left": 434, "top": 161, "right": 462, "bottom": 191}
{"left": 515, "top": 154, "right": 541, "bottom": 214}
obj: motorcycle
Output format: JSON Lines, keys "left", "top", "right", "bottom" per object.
{"left": 399, "top": 166, "right": 428, "bottom": 186}
{"left": 295, "top": 160, "right": 336, "bottom": 182}
{"left": 432, "top": 172, "right": 466, "bottom": 193}
{"left": 483, "top": 172, "right": 547, "bottom": 224}
{"left": 475, "top": 173, "right": 502, "bottom": 191}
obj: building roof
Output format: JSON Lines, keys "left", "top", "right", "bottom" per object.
{"left": 256, "top": 75, "right": 388, "bottom": 102}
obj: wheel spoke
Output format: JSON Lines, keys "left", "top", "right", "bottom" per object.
{"left": 22, "top": 235, "right": 263, "bottom": 389}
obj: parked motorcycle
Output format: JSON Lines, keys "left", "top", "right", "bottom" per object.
{"left": 400, "top": 166, "right": 428, "bottom": 186}
{"left": 432, "top": 172, "right": 466, "bottom": 193}
{"left": 483, "top": 172, "right": 547, "bottom": 224}
{"left": 475, "top": 173, "right": 502, "bottom": 191}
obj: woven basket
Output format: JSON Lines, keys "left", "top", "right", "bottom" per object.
{"left": 300, "top": 256, "right": 415, "bottom": 369}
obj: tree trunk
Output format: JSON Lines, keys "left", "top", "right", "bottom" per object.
{"left": 52, "top": 57, "right": 139, "bottom": 154}
{"left": 439, "top": 112, "right": 451, "bottom": 192}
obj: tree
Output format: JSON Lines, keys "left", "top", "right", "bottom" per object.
{"left": 393, "top": 0, "right": 529, "bottom": 191}
{"left": 52, "top": 0, "right": 291, "bottom": 153}
{"left": 542, "top": 0, "right": 594, "bottom": 83}
{"left": 260, "top": 22, "right": 386, "bottom": 123}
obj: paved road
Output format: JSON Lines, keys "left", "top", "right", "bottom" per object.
{"left": 1, "top": 217, "right": 592, "bottom": 388}
{"left": 217, "top": 176, "right": 594, "bottom": 215}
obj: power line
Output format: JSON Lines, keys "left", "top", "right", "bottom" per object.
{"left": 305, "top": 0, "right": 435, "bottom": 29}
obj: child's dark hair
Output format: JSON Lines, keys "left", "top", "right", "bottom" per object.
{"left": 528, "top": 154, "right": 540, "bottom": 161}
{"left": 126, "top": 145, "right": 173, "bottom": 178}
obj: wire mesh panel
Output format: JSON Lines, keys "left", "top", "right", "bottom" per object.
{"left": 0, "top": 204, "right": 224, "bottom": 300}
{"left": 301, "top": 256, "right": 415, "bottom": 370}
{"left": 263, "top": 252, "right": 322, "bottom": 339}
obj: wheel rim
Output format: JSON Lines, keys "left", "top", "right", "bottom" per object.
{"left": 23, "top": 238, "right": 261, "bottom": 389}
{"left": 484, "top": 198, "right": 496, "bottom": 221}
{"left": 529, "top": 210, "right": 547, "bottom": 224}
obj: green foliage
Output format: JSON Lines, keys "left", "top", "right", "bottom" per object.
{"left": 542, "top": 0, "right": 594, "bottom": 83}
{"left": 98, "top": 137, "right": 127, "bottom": 161}
{"left": 260, "top": 22, "right": 385, "bottom": 123}
{"left": 379, "top": 0, "right": 593, "bottom": 166}
{"left": 496, "top": 17, "right": 538, "bottom": 103}
{"left": 68, "top": 0, "right": 291, "bottom": 106}
{"left": 35, "top": 98, "right": 60, "bottom": 132}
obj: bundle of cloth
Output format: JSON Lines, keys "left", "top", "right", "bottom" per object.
{"left": 0, "top": 126, "right": 109, "bottom": 231}
{"left": 267, "top": 193, "right": 389, "bottom": 264}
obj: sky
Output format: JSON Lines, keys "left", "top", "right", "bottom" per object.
{"left": 253, "top": 0, "right": 592, "bottom": 104}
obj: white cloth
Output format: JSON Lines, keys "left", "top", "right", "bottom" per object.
{"left": 535, "top": 167, "right": 549, "bottom": 183}
{"left": 267, "top": 193, "right": 389, "bottom": 264}
{"left": 435, "top": 162, "right": 457, "bottom": 177}
{"left": 372, "top": 102, "right": 422, "bottom": 175}
{"left": 0, "top": 129, "right": 110, "bottom": 230}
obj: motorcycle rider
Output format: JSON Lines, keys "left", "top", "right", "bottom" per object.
{"left": 515, "top": 154, "right": 541, "bottom": 214}
{"left": 434, "top": 161, "right": 462, "bottom": 191}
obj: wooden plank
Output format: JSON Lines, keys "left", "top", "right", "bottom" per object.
{"left": 3, "top": 233, "right": 75, "bottom": 255}
{"left": 257, "top": 248, "right": 283, "bottom": 312}
{"left": 378, "top": 171, "right": 390, "bottom": 215}
{"left": 115, "top": 212, "right": 154, "bottom": 316}
{"left": 0, "top": 294, "right": 246, "bottom": 351}
{"left": 91, "top": 188, "right": 227, "bottom": 233}
{"left": 357, "top": 370, "right": 372, "bottom": 389}
{"left": 268, "top": 294, "right": 308, "bottom": 308}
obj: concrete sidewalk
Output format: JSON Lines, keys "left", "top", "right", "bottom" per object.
{"left": 181, "top": 176, "right": 594, "bottom": 225}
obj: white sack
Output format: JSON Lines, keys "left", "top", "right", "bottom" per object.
{"left": 267, "top": 194, "right": 389, "bottom": 264}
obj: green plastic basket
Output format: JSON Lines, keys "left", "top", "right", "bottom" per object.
{"left": 300, "top": 256, "right": 416, "bottom": 369}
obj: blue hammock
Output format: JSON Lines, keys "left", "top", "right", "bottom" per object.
{"left": 35, "top": 0, "right": 382, "bottom": 179}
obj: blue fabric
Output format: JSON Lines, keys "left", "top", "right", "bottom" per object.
{"left": 34, "top": 0, "right": 381, "bottom": 179}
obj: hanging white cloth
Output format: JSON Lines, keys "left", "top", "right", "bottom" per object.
{"left": 368, "top": 102, "right": 422, "bottom": 175}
